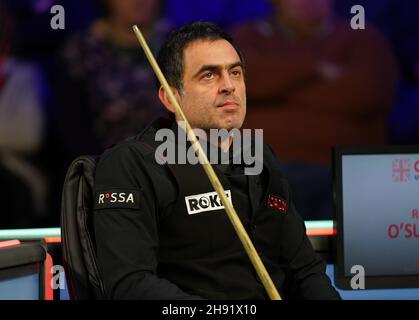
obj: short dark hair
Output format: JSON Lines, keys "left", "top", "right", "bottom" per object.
{"left": 156, "top": 21, "right": 245, "bottom": 92}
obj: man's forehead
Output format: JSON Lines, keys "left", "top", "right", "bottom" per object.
{"left": 183, "top": 39, "right": 241, "bottom": 70}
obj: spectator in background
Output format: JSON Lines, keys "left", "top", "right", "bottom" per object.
{"left": 231, "top": 0, "right": 399, "bottom": 220}
{"left": 335, "top": 0, "right": 419, "bottom": 83}
{"left": 0, "top": 4, "right": 48, "bottom": 228}
{"left": 55, "top": 0, "right": 171, "bottom": 161}
{"left": 4, "top": 0, "right": 98, "bottom": 66}
{"left": 1, "top": 0, "right": 100, "bottom": 227}
{"left": 335, "top": 0, "right": 419, "bottom": 144}
{"left": 389, "top": 77, "right": 419, "bottom": 145}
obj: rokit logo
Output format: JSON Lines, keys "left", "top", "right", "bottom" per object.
{"left": 95, "top": 189, "right": 140, "bottom": 209}
{"left": 392, "top": 159, "right": 419, "bottom": 182}
{"left": 185, "top": 190, "right": 232, "bottom": 215}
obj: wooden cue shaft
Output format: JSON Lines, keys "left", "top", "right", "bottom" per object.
{"left": 132, "top": 25, "right": 281, "bottom": 300}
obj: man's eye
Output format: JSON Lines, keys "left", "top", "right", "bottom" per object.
{"left": 231, "top": 70, "right": 241, "bottom": 77}
{"left": 203, "top": 72, "right": 214, "bottom": 79}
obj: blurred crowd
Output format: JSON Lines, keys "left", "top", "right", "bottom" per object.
{"left": 0, "top": 0, "right": 418, "bottom": 227}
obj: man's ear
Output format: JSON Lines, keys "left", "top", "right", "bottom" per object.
{"left": 158, "top": 86, "right": 181, "bottom": 114}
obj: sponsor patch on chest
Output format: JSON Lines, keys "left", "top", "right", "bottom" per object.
{"left": 268, "top": 194, "right": 287, "bottom": 214}
{"left": 185, "top": 190, "right": 232, "bottom": 215}
{"left": 95, "top": 189, "right": 140, "bottom": 210}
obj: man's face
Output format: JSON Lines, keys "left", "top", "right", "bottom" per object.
{"left": 176, "top": 39, "right": 246, "bottom": 130}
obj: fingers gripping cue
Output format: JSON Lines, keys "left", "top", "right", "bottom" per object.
{"left": 132, "top": 25, "right": 281, "bottom": 300}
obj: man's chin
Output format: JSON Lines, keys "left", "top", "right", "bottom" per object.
{"left": 209, "top": 122, "right": 240, "bottom": 131}
{"left": 192, "top": 117, "right": 243, "bottom": 131}
{"left": 224, "top": 119, "right": 244, "bottom": 130}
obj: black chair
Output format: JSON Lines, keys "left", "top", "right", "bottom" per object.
{"left": 61, "top": 155, "right": 106, "bottom": 299}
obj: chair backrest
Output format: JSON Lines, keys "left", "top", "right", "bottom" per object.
{"left": 60, "top": 155, "right": 106, "bottom": 299}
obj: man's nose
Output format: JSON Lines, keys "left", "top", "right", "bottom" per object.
{"left": 219, "top": 72, "right": 235, "bottom": 94}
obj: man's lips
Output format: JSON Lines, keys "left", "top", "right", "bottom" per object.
{"left": 218, "top": 101, "right": 239, "bottom": 110}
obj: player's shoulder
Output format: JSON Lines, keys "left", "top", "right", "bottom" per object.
{"left": 97, "top": 139, "right": 150, "bottom": 167}
{"left": 97, "top": 117, "right": 174, "bottom": 170}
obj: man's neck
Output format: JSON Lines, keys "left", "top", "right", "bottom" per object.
{"left": 176, "top": 120, "right": 234, "bottom": 152}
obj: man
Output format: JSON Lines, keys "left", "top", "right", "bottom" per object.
{"left": 93, "top": 21, "right": 341, "bottom": 299}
